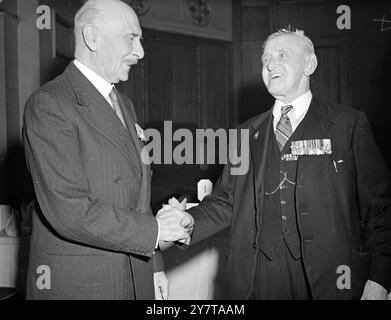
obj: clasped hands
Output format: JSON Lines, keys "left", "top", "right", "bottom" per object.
{"left": 156, "top": 200, "right": 194, "bottom": 247}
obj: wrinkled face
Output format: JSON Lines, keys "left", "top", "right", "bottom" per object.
{"left": 96, "top": 11, "right": 144, "bottom": 83}
{"left": 261, "top": 34, "right": 309, "bottom": 102}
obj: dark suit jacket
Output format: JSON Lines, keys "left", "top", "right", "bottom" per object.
{"left": 188, "top": 97, "right": 391, "bottom": 299}
{"left": 23, "top": 63, "right": 162, "bottom": 299}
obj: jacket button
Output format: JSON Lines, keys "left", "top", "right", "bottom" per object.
{"left": 252, "top": 242, "right": 257, "bottom": 249}
{"left": 113, "top": 176, "right": 121, "bottom": 184}
{"left": 281, "top": 200, "right": 286, "bottom": 205}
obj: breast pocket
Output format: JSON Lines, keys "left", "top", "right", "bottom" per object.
{"left": 329, "top": 152, "right": 354, "bottom": 176}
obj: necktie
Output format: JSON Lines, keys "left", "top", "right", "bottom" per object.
{"left": 108, "top": 87, "right": 127, "bottom": 128}
{"left": 275, "top": 104, "right": 293, "bottom": 151}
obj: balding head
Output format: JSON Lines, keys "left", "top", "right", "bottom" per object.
{"left": 74, "top": 0, "right": 137, "bottom": 51}
{"left": 73, "top": 0, "right": 144, "bottom": 83}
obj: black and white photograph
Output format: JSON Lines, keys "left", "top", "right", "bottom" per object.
{"left": 0, "top": 0, "right": 390, "bottom": 307}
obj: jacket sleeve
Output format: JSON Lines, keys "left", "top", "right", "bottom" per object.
{"left": 187, "top": 128, "right": 248, "bottom": 244}
{"left": 353, "top": 112, "right": 391, "bottom": 291}
{"left": 188, "top": 163, "right": 234, "bottom": 244}
{"left": 23, "top": 90, "right": 158, "bottom": 257}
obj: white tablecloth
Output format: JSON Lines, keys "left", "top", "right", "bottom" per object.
{"left": 164, "top": 230, "right": 229, "bottom": 300}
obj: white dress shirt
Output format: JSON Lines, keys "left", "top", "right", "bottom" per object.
{"left": 73, "top": 59, "right": 114, "bottom": 106}
{"left": 272, "top": 90, "right": 313, "bottom": 133}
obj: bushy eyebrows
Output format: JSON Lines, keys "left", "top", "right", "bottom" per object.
{"left": 262, "top": 47, "right": 291, "bottom": 57}
{"left": 125, "top": 32, "right": 143, "bottom": 39}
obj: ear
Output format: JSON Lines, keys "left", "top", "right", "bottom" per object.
{"left": 82, "top": 24, "right": 99, "bottom": 52}
{"left": 304, "top": 53, "right": 318, "bottom": 76}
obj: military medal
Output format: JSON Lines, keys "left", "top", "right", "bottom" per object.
{"left": 281, "top": 154, "right": 298, "bottom": 161}
{"left": 290, "top": 139, "right": 332, "bottom": 156}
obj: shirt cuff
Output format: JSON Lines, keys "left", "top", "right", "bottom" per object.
{"left": 155, "top": 218, "right": 160, "bottom": 251}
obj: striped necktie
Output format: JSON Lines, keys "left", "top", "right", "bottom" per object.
{"left": 108, "top": 87, "right": 127, "bottom": 128}
{"left": 275, "top": 104, "right": 293, "bottom": 151}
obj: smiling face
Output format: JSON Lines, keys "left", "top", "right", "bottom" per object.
{"left": 94, "top": 6, "right": 144, "bottom": 83}
{"left": 262, "top": 34, "right": 314, "bottom": 103}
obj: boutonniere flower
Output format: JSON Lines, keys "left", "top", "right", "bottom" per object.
{"left": 135, "top": 123, "right": 147, "bottom": 142}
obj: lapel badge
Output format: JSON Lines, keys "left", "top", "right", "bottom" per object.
{"left": 254, "top": 131, "right": 260, "bottom": 140}
{"left": 135, "top": 123, "right": 147, "bottom": 142}
{"left": 291, "top": 139, "right": 332, "bottom": 156}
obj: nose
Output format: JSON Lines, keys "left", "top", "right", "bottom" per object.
{"left": 132, "top": 38, "right": 144, "bottom": 60}
{"left": 267, "top": 59, "right": 276, "bottom": 71}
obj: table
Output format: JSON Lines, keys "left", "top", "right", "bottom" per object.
{"left": 163, "top": 229, "right": 229, "bottom": 300}
{"left": 0, "top": 233, "right": 29, "bottom": 289}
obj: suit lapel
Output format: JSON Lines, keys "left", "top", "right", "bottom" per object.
{"left": 64, "top": 63, "right": 142, "bottom": 181}
{"left": 116, "top": 93, "right": 151, "bottom": 214}
{"left": 296, "top": 97, "right": 334, "bottom": 179}
{"left": 250, "top": 110, "right": 273, "bottom": 230}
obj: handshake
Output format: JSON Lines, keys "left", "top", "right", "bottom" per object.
{"left": 156, "top": 198, "right": 194, "bottom": 247}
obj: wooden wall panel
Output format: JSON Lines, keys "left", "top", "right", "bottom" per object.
{"left": 39, "top": 0, "right": 83, "bottom": 84}
{"left": 232, "top": 0, "right": 243, "bottom": 127}
{"left": 51, "top": 0, "right": 81, "bottom": 23}
{"left": 241, "top": 42, "right": 262, "bottom": 89}
{"left": 4, "top": 12, "right": 19, "bottom": 148}
{"left": 240, "top": 41, "right": 274, "bottom": 122}
{"left": 118, "top": 60, "right": 147, "bottom": 125}
{"left": 3, "top": 9, "right": 21, "bottom": 205}
{"left": 350, "top": 44, "right": 388, "bottom": 126}
{"left": 144, "top": 40, "right": 199, "bottom": 125}
{"left": 278, "top": 3, "right": 339, "bottom": 38}
{"left": 200, "top": 45, "right": 231, "bottom": 129}
{"left": 242, "top": 5, "right": 271, "bottom": 41}
{"left": 311, "top": 46, "right": 340, "bottom": 103}
{"left": 120, "top": 30, "right": 232, "bottom": 131}
{"left": 0, "top": 12, "right": 8, "bottom": 203}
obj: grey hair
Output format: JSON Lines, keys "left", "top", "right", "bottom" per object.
{"left": 74, "top": 0, "right": 107, "bottom": 48}
{"left": 263, "top": 26, "right": 315, "bottom": 54}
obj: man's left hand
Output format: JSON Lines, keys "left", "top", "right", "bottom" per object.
{"left": 154, "top": 271, "right": 169, "bottom": 300}
{"left": 361, "top": 280, "right": 388, "bottom": 300}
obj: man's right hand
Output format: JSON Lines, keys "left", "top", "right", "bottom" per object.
{"left": 156, "top": 205, "right": 194, "bottom": 242}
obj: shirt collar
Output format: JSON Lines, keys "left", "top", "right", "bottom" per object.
{"left": 73, "top": 59, "right": 113, "bottom": 99}
{"left": 272, "top": 90, "right": 313, "bottom": 121}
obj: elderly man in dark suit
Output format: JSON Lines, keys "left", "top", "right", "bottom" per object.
{"left": 23, "top": 0, "right": 192, "bottom": 300}
{"left": 164, "top": 27, "right": 391, "bottom": 299}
